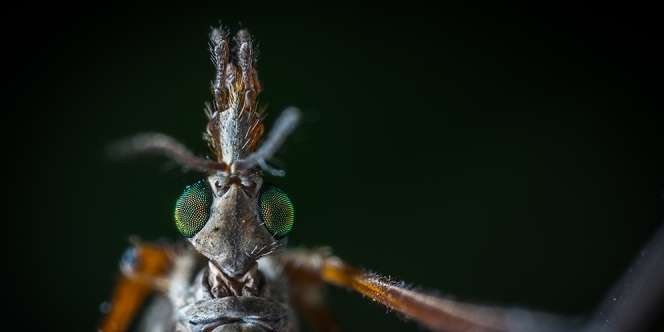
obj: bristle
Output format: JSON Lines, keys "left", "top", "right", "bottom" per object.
{"left": 205, "top": 26, "right": 264, "bottom": 165}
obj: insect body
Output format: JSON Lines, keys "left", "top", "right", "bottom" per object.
{"left": 103, "top": 27, "right": 301, "bottom": 332}
{"left": 100, "top": 25, "right": 662, "bottom": 332}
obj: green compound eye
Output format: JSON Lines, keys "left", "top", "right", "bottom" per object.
{"left": 258, "top": 184, "right": 295, "bottom": 238}
{"left": 174, "top": 180, "right": 212, "bottom": 238}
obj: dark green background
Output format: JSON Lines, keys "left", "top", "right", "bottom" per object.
{"left": 7, "top": 5, "right": 662, "bottom": 331}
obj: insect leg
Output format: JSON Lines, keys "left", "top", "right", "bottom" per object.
{"left": 136, "top": 246, "right": 202, "bottom": 332}
{"left": 283, "top": 253, "right": 342, "bottom": 332}
{"left": 278, "top": 248, "right": 571, "bottom": 332}
{"left": 584, "top": 225, "right": 664, "bottom": 332}
{"left": 98, "top": 242, "right": 173, "bottom": 332}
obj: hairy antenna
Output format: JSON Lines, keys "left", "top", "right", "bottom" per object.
{"left": 210, "top": 27, "right": 229, "bottom": 113}
{"left": 232, "top": 107, "right": 301, "bottom": 176}
{"left": 109, "top": 133, "right": 228, "bottom": 173}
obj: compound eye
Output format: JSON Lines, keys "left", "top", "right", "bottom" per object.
{"left": 258, "top": 184, "right": 295, "bottom": 238}
{"left": 174, "top": 180, "right": 212, "bottom": 238}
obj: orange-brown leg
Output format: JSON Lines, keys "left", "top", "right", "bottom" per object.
{"left": 98, "top": 242, "right": 173, "bottom": 332}
{"left": 278, "top": 248, "right": 568, "bottom": 332}
{"left": 284, "top": 256, "right": 342, "bottom": 332}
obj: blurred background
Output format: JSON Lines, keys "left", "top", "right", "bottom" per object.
{"left": 7, "top": 4, "right": 662, "bottom": 332}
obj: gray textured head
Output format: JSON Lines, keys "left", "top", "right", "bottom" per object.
{"left": 184, "top": 28, "right": 300, "bottom": 278}
{"left": 188, "top": 171, "right": 271, "bottom": 277}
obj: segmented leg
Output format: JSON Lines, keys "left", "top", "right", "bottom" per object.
{"left": 284, "top": 256, "right": 342, "bottom": 332}
{"left": 98, "top": 242, "right": 174, "bottom": 332}
{"left": 277, "top": 248, "right": 570, "bottom": 332}
{"left": 584, "top": 225, "right": 664, "bottom": 332}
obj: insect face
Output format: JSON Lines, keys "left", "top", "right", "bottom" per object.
{"left": 174, "top": 169, "right": 295, "bottom": 278}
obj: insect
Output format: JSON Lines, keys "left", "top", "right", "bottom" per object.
{"left": 99, "top": 25, "right": 663, "bottom": 332}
